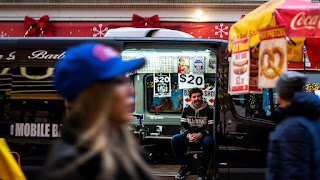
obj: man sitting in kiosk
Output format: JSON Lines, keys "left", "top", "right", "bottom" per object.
{"left": 171, "top": 88, "right": 214, "bottom": 180}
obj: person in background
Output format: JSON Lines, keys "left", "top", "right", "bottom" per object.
{"left": 39, "top": 43, "right": 155, "bottom": 180}
{"left": 171, "top": 88, "right": 214, "bottom": 180}
{"left": 265, "top": 71, "right": 320, "bottom": 180}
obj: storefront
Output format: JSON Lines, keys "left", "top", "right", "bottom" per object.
{"left": 0, "top": 0, "right": 265, "bottom": 39}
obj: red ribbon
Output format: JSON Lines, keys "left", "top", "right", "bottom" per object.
{"left": 132, "top": 14, "right": 160, "bottom": 28}
{"left": 24, "top": 15, "right": 53, "bottom": 37}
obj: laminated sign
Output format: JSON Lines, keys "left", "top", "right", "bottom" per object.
{"left": 153, "top": 73, "right": 171, "bottom": 97}
{"left": 178, "top": 73, "right": 204, "bottom": 89}
{"left": 258, "top": 25, "right": 287, "bottom": 89}
{"left": 183, "top": 86, "right": 215, "bottom": 109}
{"left": 229, "top": 38, "right": 250, "bottom": 95}
{"left": 191, "top": 56, "right": 205, "bottom": 73}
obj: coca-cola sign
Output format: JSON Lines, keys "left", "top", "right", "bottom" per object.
{"left": 275, "top": 6, "right": 320, "bottom": 37}
{"left": 290, "top": 11, "right": 320, "bottom": 30}
{"left": 28, "top": 50, "right": 66, "bottom": 60}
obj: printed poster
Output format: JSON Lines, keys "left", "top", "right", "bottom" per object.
{"left": 160, "top": 56, "right": 174, "bottom": 73}
{"left": 183, "top": 86, "right": 215, "bottom": 109}
{"left": 137, "top": 56, "right": 160, "bottom": 73}
{"left": 249, "top": 59, "right": 262, "bottom": 93}
{"left": 177, "top": 56, "right": 190, "bottom": 73}
{"left": 228, "top": 38, "right": 250, "bottom": 95}
{"left": 258, "top": 25, "right": 287, "bottom": 89}
{"left": 178, "top": 73, "right": 205, "bottom": 89}
{"left": 206, "top": 56, "right": 216, "bottom": 73}
{"left": 151, "top": 89, "right": 183, "bottom": 112}
{"left": 191, "top": 56, "right": 205, "bottom": 73}
{"left": 153, "top": 73, "right": 171, "bottom": 97}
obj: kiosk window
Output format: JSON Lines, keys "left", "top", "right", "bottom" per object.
{"left": 146, "top": 74, "right": 216, "bottom": 113}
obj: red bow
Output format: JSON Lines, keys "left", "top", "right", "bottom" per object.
{"left": 24, "top": 15, "right": 53, "bottom": 37}
{"left": 132, "top": 14, "right": 160, "bottom": 28}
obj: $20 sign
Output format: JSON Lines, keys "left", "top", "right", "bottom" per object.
{"left": 178, "top": 73, "right": 204, "bottom": 89}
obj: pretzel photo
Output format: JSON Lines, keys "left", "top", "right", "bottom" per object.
{"left": 260, "top": 47, "right": 285, "bottom": 79}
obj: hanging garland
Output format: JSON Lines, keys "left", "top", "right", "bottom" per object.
{"left": 305, "top": 83, "right": 320, "bottom": 92}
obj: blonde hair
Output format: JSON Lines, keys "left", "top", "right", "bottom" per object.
{"left": 59, "top": 80, "right": 155, "bottom": 180}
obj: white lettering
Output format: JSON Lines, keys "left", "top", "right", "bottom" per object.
{"left": 30, "top": 123, "right": 37, "bottom": 137}
{"left": 45, "top": 124, "right": 50, "bottom": 137}
{"left": 37, "top": 123, "right": 41, "bottom": 137}
{"left": 15, "top": 123, "right": 24, "bottom": 137}
{"left": 150, "top": 116, "right": 164, "bottom": 120}
{"left": 24, "top": 123, "right": 30, "bottom": 137}
{"left": 57, "top": 52, "right": 66, "bottom": 59}
{"left": 291, "top": 11, "right": 320, "bottom": 30}
{"left": 13, "top": 123, "right": 61, "bottom": 137}
{"left": 52, "top": 124, "right": 59, "bottom": 137}
{"left": 40, "top": 124, "right": 45, "bottom": 137}
{"left": 6, "top": 51, "right": 15, "bottom": 60}
{"left": 28, "top": 50, "right": 65, "bottom": 60}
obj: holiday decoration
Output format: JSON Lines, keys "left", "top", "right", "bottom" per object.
{"left": 305, "top": 83, "right": 320, "bottom": 92}
{"left": 24, "top": 15, "right": 53, "bottom": 37}
{"left": 132, "top": 14, "right": 160, "bottom": 28}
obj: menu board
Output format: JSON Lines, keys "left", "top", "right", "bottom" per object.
{"left": 258, "top": 25, "right": 287, "bottom": 89}
{"left": 228, "top": 38, "right": 250, "bottom": 95}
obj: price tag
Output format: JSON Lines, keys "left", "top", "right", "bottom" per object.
{"left": 178, "top": 73, "right": 204, "bottom": 89}
{"left": 154, "top": 73, "right": 171, "bottom": 97}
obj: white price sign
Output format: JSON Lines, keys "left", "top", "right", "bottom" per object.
{"left": 154, "top": 73, "right": 171, "bottom": 97}
{"left": 178, "top": 73, "right": 205, "bottom": 89}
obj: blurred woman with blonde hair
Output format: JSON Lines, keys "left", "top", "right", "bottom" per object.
{"left": 39, "top": 43, "right": 155, "bottom": 180}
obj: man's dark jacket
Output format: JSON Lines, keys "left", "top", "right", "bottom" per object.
{"left": 265, "top": 92, "right": 320, "bottom": 180}
{"left": 180, "top": 101, "right": 214, "bottom": 138}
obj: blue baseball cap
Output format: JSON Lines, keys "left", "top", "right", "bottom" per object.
{"left": 53, "top": 42, "right": 145, "bottom": 101}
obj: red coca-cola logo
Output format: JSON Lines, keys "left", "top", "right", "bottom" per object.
{"left": 290, "top": 11, "right": 320, "bottom": 30}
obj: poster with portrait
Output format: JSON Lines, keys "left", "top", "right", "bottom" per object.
{"left": 183, "top": 86, "right": 215, "bottom": 109}
{"left": 177, "top": 56, "right": 190, "bottom": 73}
{"left": 228, "top": 38, "right": 250, "bottom": 95}
{"left": 153, "top": 73, "right": 171, "bottom": 97}
{"left": 191, "top": 56, "right": 205, "bottom": 73}
{"left": 206, "top": 56, "right": 216, "bottom": 73}
{"left": 151, "top": 89, "right": 183, "bottom": 112}
{"left": 258, "top": 25, "right": 287, "bottom": 89}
